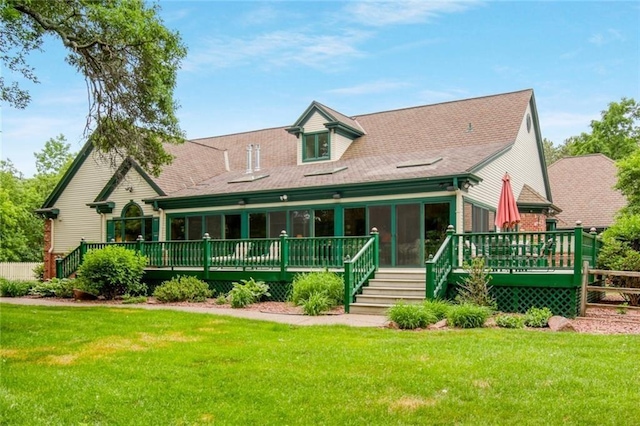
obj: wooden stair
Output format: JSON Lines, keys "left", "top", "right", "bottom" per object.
{"left": 349, "top": 269, "right": 426, "bottom": 315}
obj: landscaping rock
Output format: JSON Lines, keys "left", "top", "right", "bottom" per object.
{"left": 485, "top": 317, "right": 497, "bottom": 328}
{"left": 548, "top": 315, "right": 576, "bottom": 332}
{"left": 73, "top": 289, "right": 97, "bottom": 301}
{"left": 429, "top": 319, "right": 448, "bottom": 329}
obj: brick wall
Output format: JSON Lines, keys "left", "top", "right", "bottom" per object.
{"left": 519, "top": 212, "right": 547, "bottom": 232}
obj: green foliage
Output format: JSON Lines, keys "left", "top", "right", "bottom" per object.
{"left": 77, "top": 246, "right": 147, "bottom": 299}
{"left": 215, "top": 295, "right": 228, "bottom": 305}
{"left": 29, "top": 278, "right": 75, "bottom": 298}
{"left": 456, "top": 257, "right": 496, "bottom": 308}
{"left": 543, "top": 138, "right": 569, "bottom": 166}
{"left": 226, "top": 278, "right": 270, "bottom": 308}
{"left": 422, "top": 299, "right": 452, "bottom": 321}
{"left": 291, "top": 271, "right": 343, "bottom": 307}
{"left": 524, "top": 307, "right": 553, "bottom": 328}
{"left": 0, "top": 278, "right": 33, "bottom": 297}
{"left": 32, "top": 263, "right": 44, "bottom": 281}
{"left": 122, "top": 295, "right": 148, "bottom": 304}
{"left": 387, "top": 303, "right": 438, "bottom": 330}
{"left": 238, "top": 278, "right": 270, "bottom": 301}
{"left": 1, "top": 1, "right": 187, "bottom": 175}
{"left": 301, "top": 293, "right": 331, "bottom": 316}
{"left": 495, "top": 314, "right": 525, "bottom": 329}
{"left": 153, "top": 276, "right": 211, "bottom": 303}
{"left": 616, "top": 151, "right": 640, "bottom": 214}
{"left": 447, "top": 304, "right": 492, "bottom": 329}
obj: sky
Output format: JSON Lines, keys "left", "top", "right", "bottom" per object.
{"left": 1, "top": 0, "right": 639, "bottom": 177}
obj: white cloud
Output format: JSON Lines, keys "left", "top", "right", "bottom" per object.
{"left": 327, "top": 80, "right": 411, "bottom": 95}
{"left": 589, "top": 28, "right": 626, "bottom": 46}
{"left": 345, "top": 0, "right": 480, "bottom": 26}
{"left": 538, "top": 110, "right": 599, "bottom": 143}
{"left": 183, "top": 30, "right": 371, "bottom": 72}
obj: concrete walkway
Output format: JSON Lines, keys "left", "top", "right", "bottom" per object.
{"left": 0, "top": 297, "right": 389, "bottom": 328}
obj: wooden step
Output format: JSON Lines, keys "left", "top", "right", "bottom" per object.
{"left": 368, "top": 278, "right": 425, "bottom": 289}
{"left": 362, "top": 286, "right": 425, "bottom": 297}
{"left": 349, "top": 303, "right": 391, "bottom": 316}
{"left": 375, "top": 269, "right": 425, "bottom": 281}
{"left": 355, "top": 294, "right": 424, "bottom": 305}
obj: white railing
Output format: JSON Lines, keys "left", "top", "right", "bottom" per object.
{"left": 0, "top": 262, "right": 41, "bottom": 281}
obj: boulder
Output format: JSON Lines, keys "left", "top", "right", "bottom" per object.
{"left": 73, "top": 289, "right": 97, "bottom": 301}
{"left": 429, "top": 319, "right": 448, "bottom": 330}
{"left": 548, "top": 315, "right": 576, "bottom": 332}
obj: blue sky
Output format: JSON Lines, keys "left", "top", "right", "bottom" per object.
{"left": 2, "top": 1, "right": 639, "bottom": 176}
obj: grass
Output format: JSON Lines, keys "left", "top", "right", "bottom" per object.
{"left": 1, "top": 304, "right": 639, "bottom": 425}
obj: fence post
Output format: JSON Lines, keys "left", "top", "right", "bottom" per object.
{"left": 280, "top": 230, "right": 288, "bottom": 281}
{"left": 344, "top": 255, "right": 352, "bottom": 313}
{"left": 136, "top": 235, "right": 144, "bottom": 254}
{"left": 580, "top": 261, "right": 589, "bottom": 316}
{"left": 590, "top": 227, "right": 598, "bottom": 267}
{"left": 573, "top": 221, "right": 583, "bottom": 287}
{"left": 425, "top": 254, "right": 435, "bottom": 299}
{"left": 446, "top": 225, "right": 455, "bottom": 267}
{"left": 55, "top": 256, "right": 62, "bottom": 279}
{"left": 203, "top": 233, "right": 211, "bottom": 280}
{"left": 371, "top": 227, "right": 379, "bottom": 271}
{"left": 79, "top": 237, "right": 86, "bottom": 263}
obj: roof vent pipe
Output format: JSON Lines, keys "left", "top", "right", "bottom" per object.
{"left": 254, "top": 144, "right": 261, "bottom": 172}
{"left": 246, "top": 144, "right": 253, "bottom": 174}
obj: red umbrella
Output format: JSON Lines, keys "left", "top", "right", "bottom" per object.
{"left": 495, "top": 172, "right": 521, "bottom": 231}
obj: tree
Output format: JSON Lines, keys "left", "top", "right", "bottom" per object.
{"left": 542, "top": 138, "right": 569, "bottom": 165}
{"left": 1, "top": 0, "right": 187, "bottom": 176}
{"left": 563, "top": 98, "right": 640, "bottom": 161}
{"left": 616, "top": 149, "right": 640, "bottom": 214}
{"left": 34, "top": 134, "right": 74, "bottom": 175}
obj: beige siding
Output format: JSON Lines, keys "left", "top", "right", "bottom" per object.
{"left": 297, "top": 111, "right": 353, "bottom": 164}
{"left": 466, "top": 103, "right": 547, "bottom": 216}
{"left": 303, "top": 111, "right": 327, "bottom": 133}
{"left": 332, "top": 132, "right": 352, "bottom": 161}
{"left": 53, "top": 155, "right": 160, "bottom": 253}
{"left": 104, "top": 169, "right": 160, "bottom": 219}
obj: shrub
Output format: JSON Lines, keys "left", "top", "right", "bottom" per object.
{"left": 387, "top": 303, "right": 437, "bottom": 330}
{"left": 291, "top": 271, "right": 343, "bottom": 307}
{"left": 227, "top": 285, "right": 254, "bottom": 308}
{"left": 153, "top": 276, "right": 212, "bottom": 303}
{"left": 29, "top": 278, "right": 75, "bottom": 298}
{"left": 422, "top": 299, "right": 452, "bottom": 321}
{"left": 77, "top": 246, "right": 147, "bottom": 299}
{"left": 524, "top": 307, "right": 553, "bottom": 328}
{"left": 215, "top": 295, "right": 228, "bottom": 305}
{"left": 0, "top": 279, "right": 33, "bottom": 297}
{"left": 456, "top": 257, "right": 496, "bottom": 309}
{"left": 237, "top": 278, "right": 270, "bottom": 301}
{"left": 122, "top": 295, "right": 148, "bottom": 304}
{"left": 447, "top": 304, "right": 492, "bottom": 329}
{"left": 301, "top": 293, "right": 331, "bottom": 316}
{"left": 495, "top": 313, "right": 525, "bottom": 329}
{"left": 32, "top": 263, "right": 45, "bottom": 281}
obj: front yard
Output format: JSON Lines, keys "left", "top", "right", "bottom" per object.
{"left": 1, "top": 304, "right": 639, "bottom": 425}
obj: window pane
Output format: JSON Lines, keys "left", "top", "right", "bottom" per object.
{"left": 224, "top": 214, "right": 241, "bottom": 239}
{"left": 344, "top": 207, "right": 366, "bottom": 236}
{"left": 144, "top": 218, "right": 153, "bottom": 242}
{"left": 124, "top": 218, "right": 141, "bottom": 242}
{"left": 290, "top": 210, "right": 311, "bottom": 237}
{"left": 170, "top": 217, "right": 185, "bottom": 240}
{"left": 249, "top": 213, "right": 267, "bottom": 238}
{"left": 314, "top": 209, "right": 334, "bottom": 237}
{"left": 124, "top": 203, "right": 142, "bottom": 218}
{"left": 114, "top": 221, "right": 123, "bottom": 242}
{"left": 317, "top": 133, "right": 329, "bottom": 158}
{"left": 368, "top": 205, "right": 392, "bottom": 266}
{"left": 187, "top": 216, "right": 203, "bottom": 240}
{"left": 269, "top": 211, "right": 287, "bottom": 238}
{"left": 396, "top": 204, "right": 421, "bottom": 266}
{"left": 205, "top": 215, "right": 222, "bottom": 239}
{"left": 304, "top": 135, "right": 315, "bottom": 159}
{"left": 424, "top": 203, "right": 450, "bottom": 257}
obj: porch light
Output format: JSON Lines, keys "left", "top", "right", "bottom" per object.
{"left": 280, "top": 195, "right": 288, "bottom": 202}
{"left": 462, "top": 180, "right": 472, "bottom": 190}
{"left": 332, "top": 192, "right": 341, "bottom": 199}
{"left": 238, "top": 199, "right": 246, "bottom": 206}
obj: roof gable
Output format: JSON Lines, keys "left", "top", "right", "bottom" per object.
{"left": 41, "top": 140, "right": 94, "bottom": 208}
{"left": 286, "top": 101, "right": 365, "bottom": 139}
{"left": 94, "top": 158, "right": 165, "bottom": 202}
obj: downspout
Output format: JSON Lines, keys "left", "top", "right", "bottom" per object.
{"left": 48, "top": 218, "right": 55, "bottom": 255}
{"left": 48, "top": 218, "right": 55, "bottom": 280}
{"left": 100, "top": 213, "right": 105, "bottom": 242}
{"left": 159, "top": 208, "right": 165, "bottom": 241}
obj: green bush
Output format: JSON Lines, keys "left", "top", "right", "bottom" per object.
{"left": 387, "top": 303, "right": 438, "bottom": 330}
{"left": 291, "top": 271, "right": 343, "bottom": 307}
{"left": 422, "top": 299, "right": 452, "bottom": 321}
{"left": 456, "top": 257, "right": 496, "bottom": 308}
{"left": 495, "top": 314, "right": 525, "bottom": 329}
{"left": 447, "top": 304, "right": 492, "bottom": 329}
{"left": 153, "top": 276, "right": 212, "bottom": 303}
{"left": 0, "top": 279, "right": 33, "bottom": 297}
{"left": 215, "top": 295, "right": 228, "bottom": 305}
{"left": 524, "top": 307, "right": 553, "bottom": 328}
{"left": 29, "top": 278, "right": 75, "bottom": 298}
{"left": 227, "top": 285, "right": 254, "bottom": 308}
{"left": 237, "top": 278, "right": 270, "bottom": 301}
{"left": 32, "top": 263, "right": 44, "bottom": 281}
{"left": 301, "top": 293, "right": 331, "bottom": 316}
{"left": 122, "top": 295, "right": 148, "bottom": 304}
{"left": 77, "top": 246, "right": 147, "bottom": 299}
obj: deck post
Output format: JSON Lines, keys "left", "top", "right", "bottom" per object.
{"left": 136, "top": 235, "right": 144, "bottom": 256}
{"left": 344, "top": 255, "right": 352, "bottom": 313}
{"left": 580, "top": 261, "right": 589, "bottom": 316}
{"left": 55, "top": 256, "right": 62, "bottom": 279}
{"left": 573, "top": 221, "right": 583, "bottom": 287}
{"left": 446, "top": 225, "right": 455, "bottom": 268}
{"left": 371, "top": 227, "right": 379, "bottom": 271}
{"left": 203, "top": 233, "right": 211, "bottom": 280}
{"left": 425, "top": 254, "right": 435, "bottom": 299}
{"left": 590, "top": 228, "right": 598, "bottom": 267}
{"left": 280, "top": 230, "right": 288, "bottom": 281}
{"left": 79, "top": 237, "right": 86, "bottom": 263}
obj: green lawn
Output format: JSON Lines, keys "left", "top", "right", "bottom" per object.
{"left": 1, "top": 304, "right": 638, "bottom": 425}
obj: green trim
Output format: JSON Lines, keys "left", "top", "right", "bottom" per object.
{"left": 529, "top": 93, "right": 554, "bottom": 203}
{"left": 302, "top": 131, "right": 331, "bottom": 162}
{"left": 291, "top": 101, "right": 335, "bottom": 129}
{"left": 86, "top": 201, "right": 115, "bottom": 214}
{"left": 94, "top": 158, "right": 165, "bottom": 202}
{"left": 468, "top": 143, "right": 513, "bottom": 173}
{"left": 450, "top": 271, "right": 576, "bottom": 288}
{"left": 34, "top": 208, "right": 60, "bottom": 219}
{"left": 461, "top": 196, "right": 496, "bottom": 213}
{"left": 41, "top": 140, "right": 94, "bottom": 208}
{"left": 324, "top": 121, "right": 364, "bottom": 138}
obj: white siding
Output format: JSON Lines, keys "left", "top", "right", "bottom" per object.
{"left": 332, "top": 132, "right": 352, "bottom": 161}
{"left": 52, "top": 154, "right": 160, "bottom": 253}
{"left": 297, "top": 111, "right": 353, "bottom": 165}
{"left": 104, "top": 168, "right": 160, "bottom": 220}
{"left": 466, "top": 103, "right": 547, "bottom": 212}
{"left": 303, "top": 111, "right": 327, "bottom": 132}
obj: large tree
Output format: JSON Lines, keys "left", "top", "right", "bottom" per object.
{"left": 1, "top": 0, "right": 187, "bottom": 176}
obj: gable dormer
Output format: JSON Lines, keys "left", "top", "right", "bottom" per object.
{"left": 286, "top": 101, "right": 365, "bottom": 165}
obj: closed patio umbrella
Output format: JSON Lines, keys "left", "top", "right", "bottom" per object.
{"left": 495, "top": 172, "right": 521, "bottom": 231}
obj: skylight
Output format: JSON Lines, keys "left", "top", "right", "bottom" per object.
{"left": 396, "top": 157, "right": 442, "bottom": 169}
{"left": 228, "top": 174, "right": 270, "bottom": 184}
{"left": 304, "top": 166, "right": 348, "bottom": 177}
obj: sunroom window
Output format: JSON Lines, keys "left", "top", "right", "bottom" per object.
{"left": 303, "top": 132, "right": 330, "bottom": 161}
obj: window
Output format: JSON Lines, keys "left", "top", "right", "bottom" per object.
{"left": 109, "top": 202, "right": 155, "bottom": 242}
{"left": 302, "top": 132, "right": 330, "bottom": 161}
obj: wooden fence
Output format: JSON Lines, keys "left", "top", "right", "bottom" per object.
{"left": 580, "top": 262, "right": 640, "bottom": 315}
{"left": 0, "top": 262, "right": 41, "bottom": 281}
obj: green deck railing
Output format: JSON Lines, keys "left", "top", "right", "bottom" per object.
{"left": 425, "top": 226, "right": 455, "bottom": 299}
{"left": 344, "top": 229, "right": 379, "bottom": 313}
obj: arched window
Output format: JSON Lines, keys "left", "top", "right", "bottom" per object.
{"left": 110, "top": 202, "right": 154, "bottom": 242}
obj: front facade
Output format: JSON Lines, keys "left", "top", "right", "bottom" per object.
{"left": 39, "top": 89, "right": 554, "bottom": 278}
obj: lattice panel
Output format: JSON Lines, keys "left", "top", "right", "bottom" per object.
{"left": 209, "top": 281, "right": 291, "bottom": 302}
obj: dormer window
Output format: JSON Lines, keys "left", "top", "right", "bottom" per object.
{"left": 303, "top": 132, "right": 330, "bottom": 162}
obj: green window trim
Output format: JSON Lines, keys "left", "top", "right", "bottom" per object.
{"left": 302, "top": 131, "right": 331, "bottom": 162}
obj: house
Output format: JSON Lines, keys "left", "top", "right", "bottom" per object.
{"left": 548, "top": 154, "right": 627, "bottom": 231}
{"left": 38, "top": 89, "right": 554, "bottom": 280}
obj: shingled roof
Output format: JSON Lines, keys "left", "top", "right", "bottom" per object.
{"left": 548, "top": 154, "right": 627, "bottom": 229}
{"left": 150, "top": 89, "right": 534, "bottom": 199}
